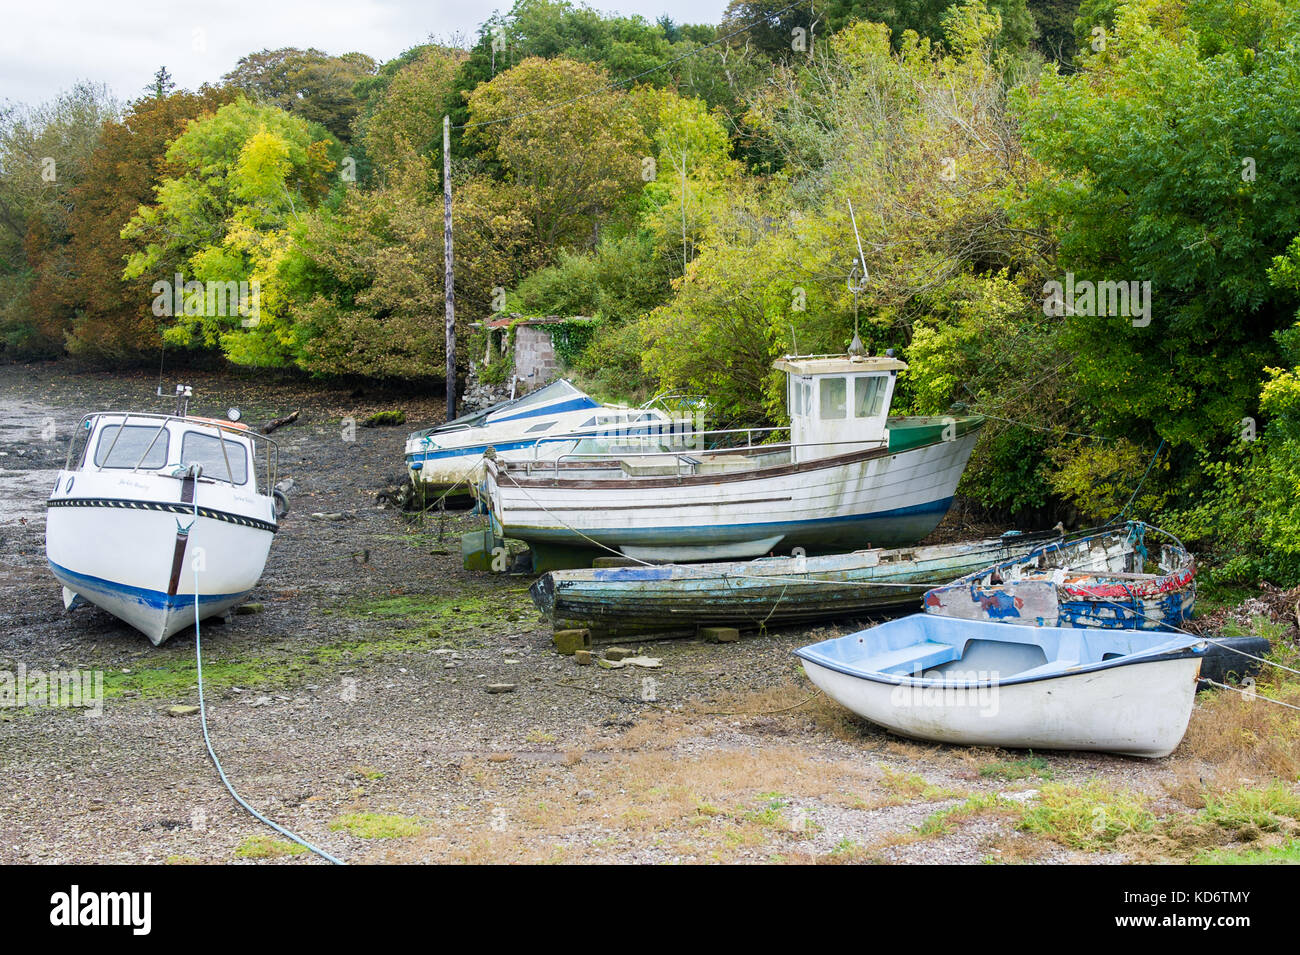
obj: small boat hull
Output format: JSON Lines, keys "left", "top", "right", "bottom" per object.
{"left": 487, "top": 423, "right": 982, "bottom": 562}
{"left": 531, "top": 534, "right": 1054, "bottom": 639}
{"left": 795, "top": 615, "right": 1204, "bottom": 757}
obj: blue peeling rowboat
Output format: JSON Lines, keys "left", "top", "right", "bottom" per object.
{"left": 922, "top": 522, "right": 1196, "bottom": 631}
{"left": 795, "top": 614, "right": 1205, "bottom": 757}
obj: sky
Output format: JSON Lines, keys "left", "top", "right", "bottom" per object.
{"left": 0, "top": 0, "right": 734, "bottom": 108}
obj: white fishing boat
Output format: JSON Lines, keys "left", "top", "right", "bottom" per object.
{"left": 478, "top": 354, "right": 984, "bottom": 569}
{"left": 795, "top": 614, "right": 1205, "bottom": 757}
{"left": 45, "top": 386, "right": 285, "bottom": 645}
{"left": 405, "top": 379, "right": 682, "bottom": 500}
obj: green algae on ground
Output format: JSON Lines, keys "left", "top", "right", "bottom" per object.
{"left": 337, "top": 587, "right": 531, "bottom": 631}
{"left": 328, "top": 812, "right": 427, "bottom": 839}
{"left": 235, "top": 834, "right": 308, "bottom": 859}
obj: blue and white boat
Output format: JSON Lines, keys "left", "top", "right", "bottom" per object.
{"left": 795, "top": 614, "right": 1205, "bottom": 757}
{"left": 405, "top": 379, "right": 679, "bottom": 501}
{"left": 45, "top": 388, "right": 285, "bottom": 645}
{"left": 480, "top": 354, "right": 985, "bottom": 568}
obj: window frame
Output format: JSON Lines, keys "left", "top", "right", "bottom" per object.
{"left": 819, "top": 376, "right": 848, "bottom": 420}
{"left": 93, "top": 423, "right": 171, "bottom": 470}
{"left": 180, "top": 429, "right": 250, "bottom": 486}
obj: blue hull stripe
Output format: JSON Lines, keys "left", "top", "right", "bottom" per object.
{"left": 407, "top": 422, "right": 669, "bottom": 465}
{"left": 490, "top": 396, "right": 599, "bottom": 424}
{"left": 49, "top": 560, "right": 249, "bottom": 612}
{"left": 502, "top": 497, "right": 954, "bottom": 546}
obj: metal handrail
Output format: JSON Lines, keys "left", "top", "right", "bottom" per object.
{"left": 67, "top": 411, "right": 281, "bottom": 495}
{"left": 521, "top": 433, "right": 892, "bottom": 479}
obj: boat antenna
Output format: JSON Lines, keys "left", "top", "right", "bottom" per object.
{"left": 846, "top": 200, "right": 869, "bottom": 358}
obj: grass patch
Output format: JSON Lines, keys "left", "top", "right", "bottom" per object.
{"left": 235, "top": 835, "right": 308, "bottom": 859}
{"left": 328, "top": 812, "right": 428, "bottom": 839}
{"left": 979, "top": 755, "right": 1053, "bottom": 781}
{"left": 1194, "top": 838, "right": 1300, "bottom": 865}
{"left": 1019, "top": 782, "right": 1155, "bottom": 851}
{"left": 914, "top": 794, "right": 1012, "bottom": 838}
{"left": 1201, "top": 783, "right": 1300, "bottom": 834}
{"left": 1196, "top": 582, "right": 1257, "bottom": 615}
{"left": 335, "top": 587, "right": 530, "bottom": 636}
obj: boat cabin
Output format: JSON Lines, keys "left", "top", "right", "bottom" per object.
{"left": 65, "top": 412, "right": 275, "bottom": 493}
{"left": 773, "top": 355, "right": 906, "bottom": 462}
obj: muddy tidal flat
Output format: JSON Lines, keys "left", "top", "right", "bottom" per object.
{"left": 1, "top": 362, "right": 1295, "bottom": 866}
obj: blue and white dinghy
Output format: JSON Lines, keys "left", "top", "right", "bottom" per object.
{"left": 405, "top": 379, "right": 678, "bottom": 500}
{"left": 794, "top": 614, "right": 1205, "bottom": 757}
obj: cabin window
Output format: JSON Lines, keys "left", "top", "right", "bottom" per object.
{"left": 93, "top": 424, "right": 169, "bottom": 469}
{"left": 789, "top": 377, "right": 802, "bottom": 416}
{"left": 180, "top": 431, "right": 249, "bottom": 485}
{"left": 819, "top": 377, "right": 847, "bottom": 420}
{"left": 854, "top": 376, "right": 887, "bottom": 418}
{"left": 525, "top": 420, "right": 556, "bottom": 433}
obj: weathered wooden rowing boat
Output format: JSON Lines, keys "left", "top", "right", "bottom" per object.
{"left": 922, "top": 521, "right": 1195, "bottom": 630}
{"left": 530, "top": 532, "right": 1060, "bottom": 639}
{"left": 45, "top": 386, "right": 285, "bottom": 645}
{"left": 795, "top": 614, "right": 1205, "bottom": 757}
{"left": 479, "top": 354, "right": 984, "bottom": 569}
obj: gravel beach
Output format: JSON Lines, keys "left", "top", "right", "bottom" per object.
{"left": 0, "top": 362, "right": 1279, "bottom": 865}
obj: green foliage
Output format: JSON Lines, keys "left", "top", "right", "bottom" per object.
{"left": 363, "top": 410, "right": 407, "bottom": 427}
{"left": 546, "top": 319, "right": 597, "bottom": 368}
{"left": 0, "top": 81, "right": 120, "bottom": 357}
{"left": 121, "top": 96, "right": 339, "bottom": 368}
{"left": 222, "top": 47, "right": 378, "bottom": 142}
{"left": 1014, "top": 0, "right": 1300, "bottom": 449}
{"left": 466, "top": 56, "right": 648, "bottom": 249}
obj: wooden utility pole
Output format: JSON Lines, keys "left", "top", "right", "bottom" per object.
{"left": 443, "top": 114, "right": 456, "bottom": 421}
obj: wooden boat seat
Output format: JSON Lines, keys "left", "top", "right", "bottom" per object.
{"left": 868, "top": 641, "right": 963, "bottom": 676}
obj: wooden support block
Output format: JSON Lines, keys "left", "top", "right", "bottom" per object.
{"left": 699, "top": 626, "right": 740, "bottom": 643}
{"left": 553, "top": 628, "right": 592, "bottom": 655}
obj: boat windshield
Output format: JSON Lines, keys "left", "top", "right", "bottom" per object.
{"left": 94, "top": 424, "right": 169, "bottom": 469}
{"left": 181, "top": 430, "right": 250, "bottom": 485}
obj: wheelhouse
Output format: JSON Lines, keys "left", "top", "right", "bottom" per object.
{"left": 773, "top": 354, "right": 906, "bottom": 462}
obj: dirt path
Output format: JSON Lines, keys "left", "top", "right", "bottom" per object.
{"left": 0, "top": 363, "right": 1288, "bottom": 865}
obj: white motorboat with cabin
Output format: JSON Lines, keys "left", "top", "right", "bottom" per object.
{"left": 477, "top": 353, "right": 984, "bottom": 569}
{"left": 45, "top": 386, "right": 286, "bottom": 645}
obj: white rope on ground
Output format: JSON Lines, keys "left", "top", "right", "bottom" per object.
{"left": 1201, "top": 679, "right": 1300, "bottom": 712}
{"left": 189, "top": 481, "right": 346, "bottom": 866}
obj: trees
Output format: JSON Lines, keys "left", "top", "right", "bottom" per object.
{"left": 222, "top": 48, "right": 378, "bottom": 142}
{"left": 61, "top": 86, "right": 236, "bottom": 361}
{"left": 120, "top": 97, "right": 339, "bottom": 367}
{"left": 0, "top": 82, "right": 119, "bottom": 357}
{"left": 1014, "top": 0, "right": 1300, "bottom": 450}
{"left": 465, "top": 57, "right": 648, "bottom": 249}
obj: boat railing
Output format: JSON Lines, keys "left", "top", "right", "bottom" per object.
{"left": 518, "top": 431, "right": 889, "bottom": 479}
{"left": 66, "top": 411, "right": 281, "bottom": 495}
{"left": 524, "top": 421, "right": 780, "bottom": 458}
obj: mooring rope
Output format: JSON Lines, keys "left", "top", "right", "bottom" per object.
{"left": 188, "top": 482, "right": 345, "bottom": 865}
